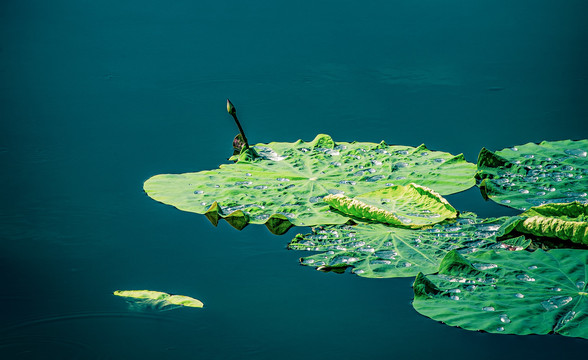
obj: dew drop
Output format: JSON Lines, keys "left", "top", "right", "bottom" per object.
{"left": 302, "top": 259, "right": 315, "bottom": 264}
{"left": 276, "top": 177, "right": 290, "bottom": 182}
{"left": 536, "top": 191, "right": 546, "bottom": 196}
{"left": 515, "top": 293, "right": 524, "bottom": 299}
{"left": 472, "top": 263, "right": 498, "bottom": 271}
{"left": 499, "top": 314, "right": 511, "bottom": 323}
{"left": 528, "top": 265, "right": 538, "bottom": 270}
{"left": 516, "top": 274, "right": 535, "bottom": 282}
{"left": 366, "top": 175, "right": 385, "bottom": 182}
{"left": 542, "top": 296, "right": 573, "bottom": 311}
{"left": 433, "top": 158, "right": 445, "bottom": 163}
{"left": 523, "top": 154, "right": 534, "bottom": 159}
{"left": 374, "top": 250, "right": 397, "bottom": 259}
{"left": 339, "top": 180, "right": 357, "bottom": 185}
{"left": 555, "top": 311, "right": 576, "bottom": 330}
{"left": 519, "top": 189, "right": 529, "bottom": 194}
{"left": 235, "top": 181, "right": 252, "bottom": 186}
{"left": 254, "top": 185, "right": 268, "bottom": 190}
{"left": 551, "top": 287, "right": 562, "bottom": 292}
{"left": 397, "top": 216, "right": 412, "bottom": 224}
{"left": 577, "top": 281, "right": 586, "bottom": 290}
{"left": 496, "top": 326, "right": 505, "bottom": 332}
{"left": 483, "top": 306, "right": 495, "bottom": 311}
{"left": 450, "top": 295, "right": 460, "bottom": 300}
{"left": 564, "top": 149, "right": 587, "bottom": 157}
{"left": 193, "top": 190, "right": 204, "bottom": 194}
{"left": 371, "top": 259, "right": 392, "bottom": 265}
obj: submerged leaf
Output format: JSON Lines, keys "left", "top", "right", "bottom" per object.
{"left": 323, "top": 183, "right": 458, "bottom": 228}
{"left": 144, "top": 134, "right": 476, "bottom": 233}
{"left": 476, "top": 139, "right": 588, "bottom": 210}
{"left": 412, "top": 249, "right": 588, "bottom": 339}
{"left": 288, "top": 213, "right": 528, "bottom": 278}
{"left": 113, "top": 290, "right": 203, "bottom": 310}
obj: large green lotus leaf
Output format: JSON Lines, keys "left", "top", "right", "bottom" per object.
{"left": 288, "top": 214, "right": 529, "bottom": 278}
{"left": 114, "top": 290, "right": 204, "bottom": 309}
{"left": 413, "top": 249, "right": 588, "bottom": 339}
{"left": 503, "top": 202, "right": 588, "bottom": 245}
{"left": 144, "top": 134, "right": 476, "bottom": 233}
{"left": 323, "top": 183, "right": 458, "bottom": 228}
{"left": 476, "top": 139, "right": 588, "bottom": 210}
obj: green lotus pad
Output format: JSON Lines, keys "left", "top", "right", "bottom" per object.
{"left": 324, "top": 183, "right": 458, "bottom": 228}
{"left": 413, "top": 249, "right": 588, "bottom": 339}
{"left": 113, "top": 290, "right": 203, "bottom": 308}
{"left": 502, "top": 202, "right": 588, "bottom": 245}
{"left": 476, "top": 139, "right": 588, "bottom": 210}
{"left": 144, "top": 134, "right": 476, "bottom": 234}
{"left": 288, "top": 213, "right": 529, "bottom": 278}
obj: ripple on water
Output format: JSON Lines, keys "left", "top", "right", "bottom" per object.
{"left": 0, "top": 334, "right": 94, "bottom": 358}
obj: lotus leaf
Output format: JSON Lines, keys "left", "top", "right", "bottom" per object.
{"left": 144, "top": 134, "right": 476, "bottom": 234}
{"left": 413, "top": 249, "right": 588, "bottom": 339}
{"left": 498, "top": 202, "right": 588, "bottom": 245}
{"left": 113, "top": 290, "right": 203, "bottom": 310}
{"left": 288, "top": 214, "right": 529, "bottom": 278}
{"left": 476, "top": 139, "right": 588, "bottom": 210}
{"left": 323, "top": 183, "right": 458, "bottom": 228}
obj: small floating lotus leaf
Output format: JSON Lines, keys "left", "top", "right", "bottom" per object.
{"left": 323, "top": 183, "right": 458, "bottom": 228}
{"left": 144, "top": 134, "right": 476, "bottom": 233}
{"left": 412, "top": 249, "right": 588, "bottom": 339}
{"left": 476, "top": 139, "right": 588, "bottom": 210}
{"left": 114, "top": 290, "right": 203, "bottom": 309}
{"left": 288, "top": 213, "right": 529, "bottom": 278}
{"left": 500, "top": 202, "right": 588, "bottom": 245}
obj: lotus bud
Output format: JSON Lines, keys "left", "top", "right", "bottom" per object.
{"left": 227, "top": 99, "right": 236, "bottom": 116}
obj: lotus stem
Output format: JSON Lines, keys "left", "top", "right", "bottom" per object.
{"left": 226, "top": 99, "right": 249, "bottom": 150}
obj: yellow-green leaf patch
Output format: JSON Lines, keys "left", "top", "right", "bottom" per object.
{"left": 323, "top": 183, "right": 458, "bottom": 228}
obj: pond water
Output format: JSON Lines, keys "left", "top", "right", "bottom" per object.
{"left": 1, "top": 1, "right": 587, "bottom": 358}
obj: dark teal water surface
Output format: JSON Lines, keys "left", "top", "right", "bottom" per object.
{"left": 1, "top": 1, "right": 587, "bottom": 358}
